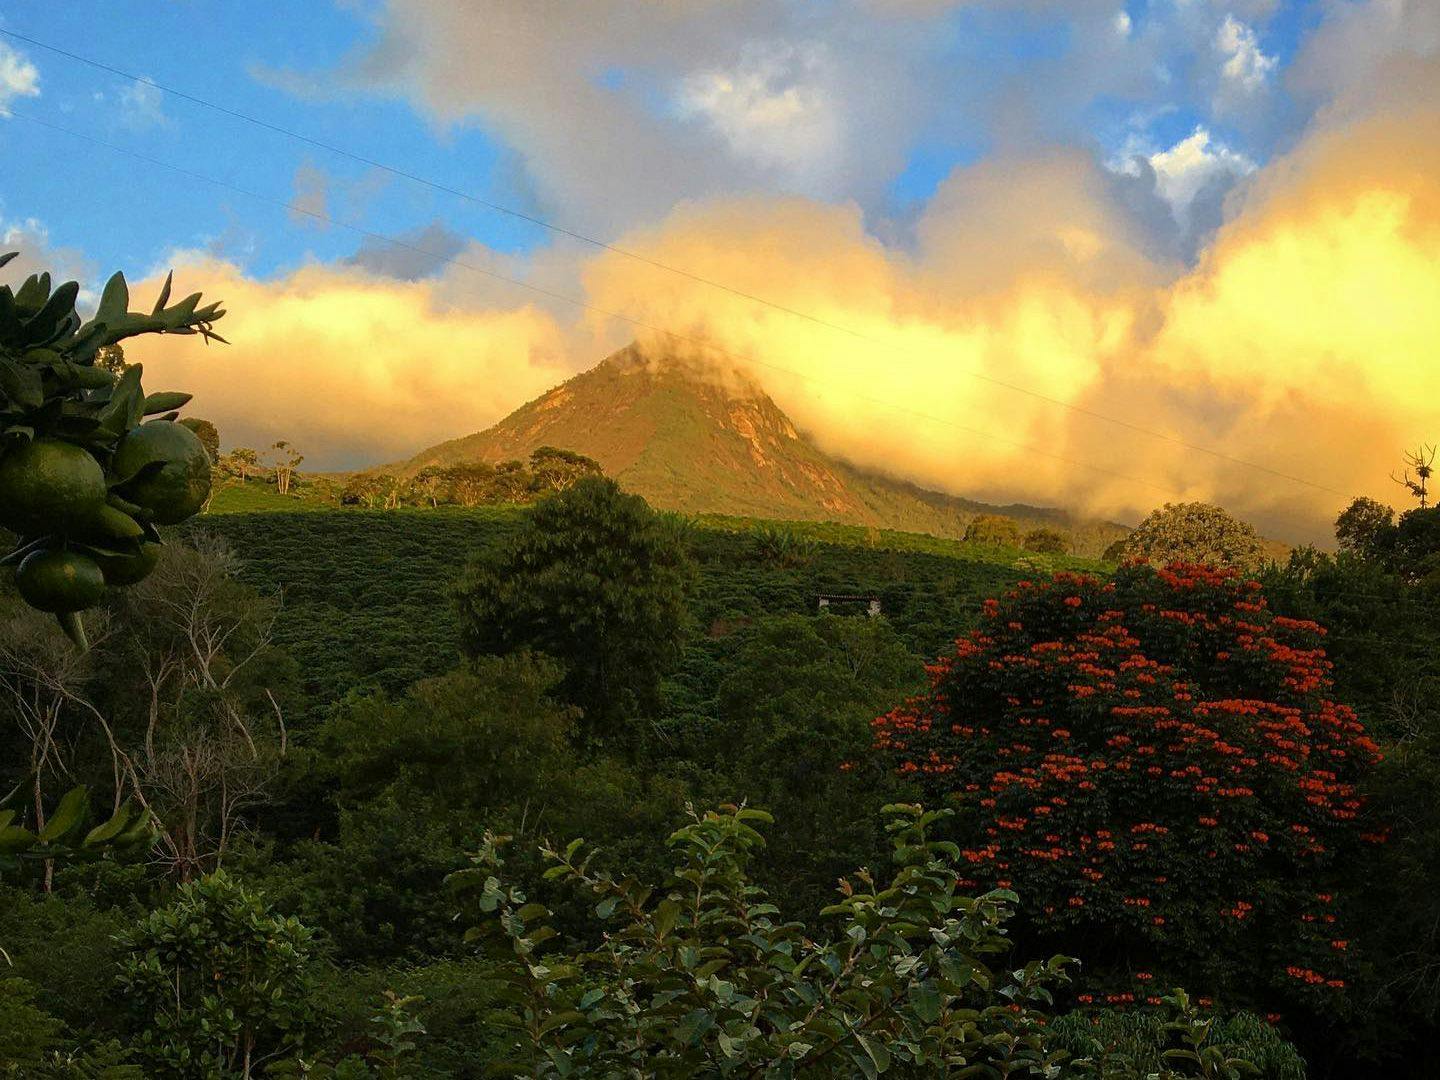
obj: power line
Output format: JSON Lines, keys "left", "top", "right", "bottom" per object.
{"left": 10, "top": 108, "right": 1182, "bottom": 500}
{"left": 0, "top": 26, "right": 1351, "bottom": 502}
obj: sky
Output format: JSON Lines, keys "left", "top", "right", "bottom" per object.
{"left": 1, "top": 0, "right": 1437, "bottom": 542}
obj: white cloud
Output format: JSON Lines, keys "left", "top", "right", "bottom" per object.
{"left": 676, "top": 42, "right": 842, "bottom": 184}
{"left": 0, "top": 41, "right": 40, "bottom": 116}
{"left": 119, "top": 77, "right": 169, "bottom": 129}
{"left": 1113, "top": 10, "right": 1133, "bottom": 37}
{"left": 0, "top": 214, "right": 98, "bottom": 307}
{"left": 288, "top": 163, "right": 330, "bottom": 229}
{"left": 1147, "top": 127, "right": 1255, "bottom": 220}
{"left": 301, "top": 1, "right": 1148, "bottom": 236}
{"left": 1216, "top": 14, "right": 1276, "bottom": 91}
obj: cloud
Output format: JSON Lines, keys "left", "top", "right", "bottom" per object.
{"left": 345, "top": 220, "right": 467, "bottom": 280}
{"left": 288, "top": 163, "right": 330, "bottom": 230}
{"left": 126, "top": 83, "right": 1440, "bottom": 546}
{"left": 0, "top": 214, "right": 96, "bottom": 302}
{"left": 1287, "top": 0, "right": 1440, "bottom": 122}
{"left": 125, "top": 258, "right": 581, "bottom": 467}
{"left": 288, "top": 1, "right": 1089, "bottom": 234}
{"left": 1143, "top": 127, "right": 1255, "bottom": 231}
{"left": 0, "top": 41, "right": 40, "bottom": 116}
{"left": 118, "top": 77, "right": 169, "bottom": 129}
{"left": 1216, "top": 14, "right": 1277, "bottom": 92}
{"left": 676, "top": 42, "right": 843, "bottom": 185}
{"left": 576, "top": 107, "right": 1437, "bottom": 541}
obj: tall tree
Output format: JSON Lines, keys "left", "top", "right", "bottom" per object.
{"left": 222, "top": 447, "right": 260, "bottom": 483}
{"left": 454, "top": 477, "right": 693, "bottom": 748}
{"left": 1121, "top": 501, "right": 1266, "bottom": 570}
{"left": 964, "top": 514, "right": 1022, "bottom": 547}
{"left": 527, "top": 445, "right": 603, "bottom": 493}
{"left": 1335, "top": 496, "right": 1396, "bottom": 558}
{"left": 266, "top": 441, "right": 303, "bottom": 496}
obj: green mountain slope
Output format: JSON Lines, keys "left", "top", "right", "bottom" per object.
{"left": 396, "top": 345, "right": 1127, "bottom": 555}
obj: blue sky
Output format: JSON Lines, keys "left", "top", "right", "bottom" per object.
{"left": 1, "top": 2, "right": 547, "bottom": 280}
{"left": 1, "top": 1, "right": 1323, "bottom": 287}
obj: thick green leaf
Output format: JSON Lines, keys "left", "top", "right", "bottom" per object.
{"left": 95, "top": 271, "right": 131, "bottom": 326}
{"left": 142, "top": 391, "right": 193, "bottom": 415}
{"left": 38, "top": 785, "right": 90, "bottom": 843}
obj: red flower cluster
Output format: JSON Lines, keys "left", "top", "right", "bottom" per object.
{"left": 872, "top": 562, "right": 1384, "bottom": 1007}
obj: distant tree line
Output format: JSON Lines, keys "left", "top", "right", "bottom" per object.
{"left": 340, "top": 446, "right": 603, "bottom": 510}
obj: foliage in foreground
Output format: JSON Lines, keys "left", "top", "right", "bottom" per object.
{"left": 456, "top": 802, "right": 1292, "bottom": 1077}
{"left": 115, "top": 870, "right": 316, "bottom": 1077}
{"left": 1049, "top": 1000, "right": 1307, "bottom": 1080}
{"left": 0, "top": 253, "right": 222, "bottom": 644}
{"left": 457, "top": 802, "right": 1071, "bottom": 1076}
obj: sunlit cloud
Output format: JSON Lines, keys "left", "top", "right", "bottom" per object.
{"left": 0, "top": 40, "right": 39, "bottom": 116}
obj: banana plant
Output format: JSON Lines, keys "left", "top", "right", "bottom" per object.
{"left": 0, "top": 779, "right": 157, "bottom": 876}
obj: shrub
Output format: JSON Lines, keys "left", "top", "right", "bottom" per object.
{"left": 751, "top": 522, "right": 820, "bottom": 567}
{"left": 1050, "top": 1002, "right": 1307, "bottom": 1079}
{"left": 872, "top": 563, "right": 1384, "bottom": 1014}
{"left": 965, "top": 514, "right": 1022, "bottom": 547}
{"left": 0, "top": 977, "right": 142, "bottom": 1078}
{"left": 0, "top": 885, "right": 131, "bottom": 1044}
{"left": 1025, "top": 528, "right": 1071, "bottom": 555}
{"left": 453, "top": 803, "right": 1075, "bottom": 1077}
{"left": 116, "top": 870, "right": 316, "bottom": 1077}
{"left": 1122, "top": 503, "right": 1266, "bottom": 570}
{"left": 1395, "top": 506, "right": 1440, "bottom": 583}
{"left": 316, "top": 653, "right": 577, "bottom": 816}
{"left": 702, "top": 614, "right": 922, "bottom": 913}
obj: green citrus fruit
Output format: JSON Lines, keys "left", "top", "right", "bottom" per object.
{"left": 14, "top": 550, "right": 106, "bottom": 613}
{"left": 0, "top": 439, "right": 107, "bottom": 535}
{"left": 81, "top": 503, "right": 146, "bottom": 544}
{"left": 94, "top": 540, "right": 161, "bottom": 587}
{"left": 111, "top": 421, "right": 212, "bottom": 525}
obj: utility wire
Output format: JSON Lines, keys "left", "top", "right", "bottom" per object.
{"left": 0, "top": 26, "right": 1352, "bottom": 501}
{"left": 11, "top": 108, "right": 1189, "bottom": 500}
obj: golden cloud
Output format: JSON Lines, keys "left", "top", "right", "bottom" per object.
{"left": 130, "top": 105, "right": 1439, "bottom": 543}
{"left": 127, "top": 259, "right": 578, "bottom": 466}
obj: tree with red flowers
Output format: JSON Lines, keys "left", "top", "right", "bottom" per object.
{"left": 872, "top": 562, "right": 1385, "bottom": 1016}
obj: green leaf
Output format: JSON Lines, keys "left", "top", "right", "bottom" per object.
{"left": 0, "top": 826, "right": 38, "bottom": 856}
{"left": 142, "top": 391, "right": 193, "bottom": 415}
{"left": 0, "top": 357, "right": 43, "bottom": 408}
{"left": 654, "top": 898, "right": 681, "bottom": 938}
{"left": 537, "top": 1010, "right": 584, "bottom": 1036}
{"left": 95, "top": 271, "right": 131, "bottom": 325}
{"left": 21, "top": 279, "right": 80, "bottom": 346}
{"left": 83, "top": 799, "right": 140, "bottom": 848}
{"left": 151, "top": 270, "right": 173, "bottom": 315}
{"left": 13, "top": 272, "right": 50, "bottom": 315}
{"left": 39, "top": 786, "right": 90, "bottom": 844}
{"left": 909, "top": 984, "right": 942, "bottom": 1023}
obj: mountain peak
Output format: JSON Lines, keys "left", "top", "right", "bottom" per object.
{"left": 397, "top": 344, "right": 1124, "bottom": 552}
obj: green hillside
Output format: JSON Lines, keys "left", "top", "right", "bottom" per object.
{"left": 189, "top": 505, "right": 1100, "bottom": 724}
